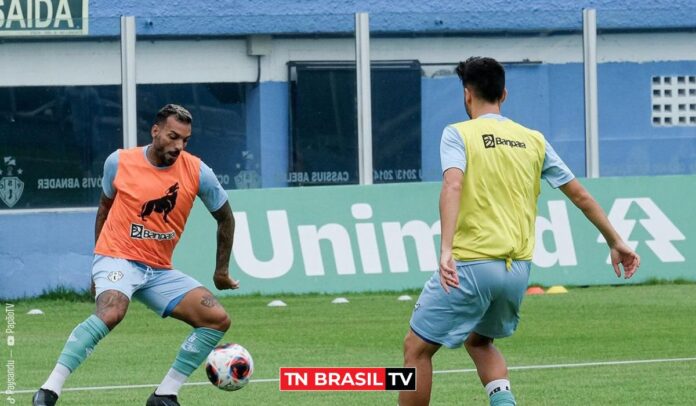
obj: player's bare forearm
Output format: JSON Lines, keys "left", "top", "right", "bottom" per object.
{"left": 94, "top": 192, "right": 114, "bottom": 243}
{"left": 561, "top": 179, "right": 640, "bottom": 278}
{"left": 211, "top": 201, "right": 235, "bottom": 275}
{"left": 211, "top": 202, "right": 239, "bottom": 290}
{"left": 560, "top": 179, "right": 621, "bottom": 246}
{"left": 439, "top": 168, "right": 463, "bottom": 291}
{"left": 439, "top": 168, "right": 463, "bottom": 254}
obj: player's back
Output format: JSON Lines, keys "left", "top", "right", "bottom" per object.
{"left": 449, "top": 116, "right": 546, "bottom": 262}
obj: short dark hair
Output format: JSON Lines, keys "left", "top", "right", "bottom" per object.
{"left": 455, "top": 57, "right": 505, "bottom": 103}
{"left": 155, "top": 104, "right": 193, "bottom": 126}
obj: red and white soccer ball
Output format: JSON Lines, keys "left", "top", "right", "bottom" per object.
{"left": 205, "top": 343, "right": 254, "bottom": 391}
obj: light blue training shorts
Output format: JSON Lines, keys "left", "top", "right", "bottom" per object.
{"left": 409, "top": 259, "right": 531, "bottom": 349}
{"left": 92, "top": 254, "right": 202, "bottom": 318}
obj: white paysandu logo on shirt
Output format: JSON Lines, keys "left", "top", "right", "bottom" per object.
{"left": 107, "top": 271, "right": 124, "bottom": 282}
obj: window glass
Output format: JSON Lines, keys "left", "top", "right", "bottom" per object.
{"left": 136, "top": 83, "right": 253, "bottom": 189}
{"left": 289, "top": 61, "right": 422, "bottom": 186}
{"left": 0, "top": 86, "right": 121, "bottom": 209}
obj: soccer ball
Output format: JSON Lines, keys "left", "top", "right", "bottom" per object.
{"left": 205, "top": 343, "right": 254, "bottom": 391}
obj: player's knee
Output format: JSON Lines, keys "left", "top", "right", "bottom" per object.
{"left": 95, "top": 291, "right": 129, "bottom": 330}
{"left": 403, "top": 332, "right": 427, "bottom": 362}
{"left": 403, "top": 332, "right": 413, "bottom": 354}
{"left": 202, "top": 311, "right": 230, "bottom": 332}
{"left": 217, "top": 313, "right": 231, "bottom": 332}
{"left": 465, "top": 333, "right": 493, "bottom": 351}
{"left": 96, "top": 308, "right": 127, "bottom": 330}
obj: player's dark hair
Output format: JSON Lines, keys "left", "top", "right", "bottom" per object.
{"left": 455, "top": 57, "right": 505, "bottom": 103}
{"left": 155, "top": 104, "right": 193, "bottom": 126}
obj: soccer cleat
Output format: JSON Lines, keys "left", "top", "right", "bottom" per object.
{"left": 32, "top": 388, "right": 59, "bottom": 406}
{"left": 146, "top": 392, "right": 180, "bottom": 406}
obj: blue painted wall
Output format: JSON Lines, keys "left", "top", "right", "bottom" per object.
{"left": 3, "top": 60, "right": 694, "bottom": 299}
{"left": 258, "top": 83, "right": 290, "bottom": 188}
{"left": 4, "top": 60, "right": 693, "bottom": 299}
{"left": 2, "top": 0, "right": 695, "bottom": 298}
{"left": 0, "top": 211, "right": 94, "bottom": 299}
{"left": 598, "top": 62, "right": 696, "bottom": 176}
{"left": 421, "top": 63, "right": 587, "bottom": 180}
{"left": 87, "top": 0, "right": 696, "bottom": 36}
{"left": 421, "top": 61, "right": 695, "bottom": 180}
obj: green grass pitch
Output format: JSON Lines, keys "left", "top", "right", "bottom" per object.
{"left": 3, "top": 284, "right": 696, "bottom": 405}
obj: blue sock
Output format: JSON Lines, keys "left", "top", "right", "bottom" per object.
{"left": 172, "top": 327, "right": 225, "bottom": 376}
{"left": 490, "top": 390, "right": 516, "bottom": 406}
{"left": 57, "top": 315, "right": 109, "bottom": 372}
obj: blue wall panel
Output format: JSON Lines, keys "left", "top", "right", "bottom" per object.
{"left": 420, "top": 77, "right": 467, "bottom": 181}
{"left": 245, "top": 81, "right": 289, "bottom": 188}
{"left": 2, "top": 61, "right": 695, "bottom": 299}
{"left": 88, "top": 0, "right": 696, "bottom": 36}
{"left": 545, "top": 63, "right": 587, "bottom": 177}
{"left": 420, "top": 61, "right": 696, "bottom": 180}
{"left": 0, "top": 212, "right": 94, "bottom": 299}
{"left": 420, "top": 63, "right": 588, "bottom": 180}
{"left": 259, "top": 82, "right": 290, "bottom": 188}
{"left": 598, "top": 61, "right": 696, "bottom": 176}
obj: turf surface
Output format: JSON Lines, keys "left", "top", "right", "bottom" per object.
{"left": 2, "top": 284, "right": 695, "bottom": 405}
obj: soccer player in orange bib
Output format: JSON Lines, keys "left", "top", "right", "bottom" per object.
{"left": 33, "top": 104, "right": 238, "bottom": 406}
{"left": 399, "top": 58, "right": 641, "bottom": 406}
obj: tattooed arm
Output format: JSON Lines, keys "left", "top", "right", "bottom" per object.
{"left": 210, "top": 201, "right": 239, "bottom": 290}
{"left": 92, "top": 192, "right": 115, "bottom": 297}
{"left": 95, "top": 192, "right": 114, "bottom": 243}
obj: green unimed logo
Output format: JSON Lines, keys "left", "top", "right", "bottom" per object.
{"left": 231, "top": 203, "right": 441, "bottom": 279}
{"left": 534, "top": 197, "right": 686, "bottom": 268}
{"left": 598, "top": 198, "right": 686, "bottom": 263}
{"left": 228, "top": 198, "right": 685, "bottom": 280}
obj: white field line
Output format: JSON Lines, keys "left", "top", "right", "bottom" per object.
{"left": 431, "top": 356, "right": 696, "bottom": 374}
{"left": 5, "top": 356, "right": 696, "bottom": 395}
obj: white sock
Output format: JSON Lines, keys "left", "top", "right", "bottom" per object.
{"left": 485, "top": 379, "right": 511, "bottom": 397}
{"left": 155, "top": 368, "right": 188, "bottom": 396}
{"left": 41, "top": 364, "right": 71, "bottom": 396}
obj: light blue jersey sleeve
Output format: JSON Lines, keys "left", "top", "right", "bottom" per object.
{"left": 102, "top": 151, "right": 119, "bottom": 198}
{"left": 198, "top": 162, "right": 228, "bottom": 212}
{"left": 440, "top": 126, "right": 467, "bottom": 173}
{"left": 542, "top": 140, "right": 575, "bottom": 188}
{"left": 440, "top": 125, "right": 573, "bottom": 188}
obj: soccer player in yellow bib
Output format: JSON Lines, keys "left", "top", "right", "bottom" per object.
{"left": 399, "top": 57, "right": 641, "bottom": 406}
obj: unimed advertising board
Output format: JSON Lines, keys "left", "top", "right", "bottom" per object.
{"left": 174, "top": 176, "right": 694, "bottom": 294}
{"left": 0, "top": 0, "right": 87, "bottom": 36}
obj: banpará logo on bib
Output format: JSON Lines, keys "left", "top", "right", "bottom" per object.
{"left": 482, "top": 134, "right": 496, "bottom": 148}
{"left": 481, "top": 134, "right": 526, "bottom": 149}
{"left": 0, "top": 156, "right": 24, "bottom": 208}
{"left": 130, "top": 223, "right": 176, "bottom": 240}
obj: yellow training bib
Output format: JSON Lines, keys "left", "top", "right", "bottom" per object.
{"left": 450, "top": 117, "right": 546, "bottom": 263}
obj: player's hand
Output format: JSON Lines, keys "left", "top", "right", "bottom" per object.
{"left": 439, "top": 251, "right": 459, "bottom": 293}
{"left": 213, "top": 272, "right": 240, "bottom": 290}
{"left": 610, "top": 241, "right": 640, "bottom": 279}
